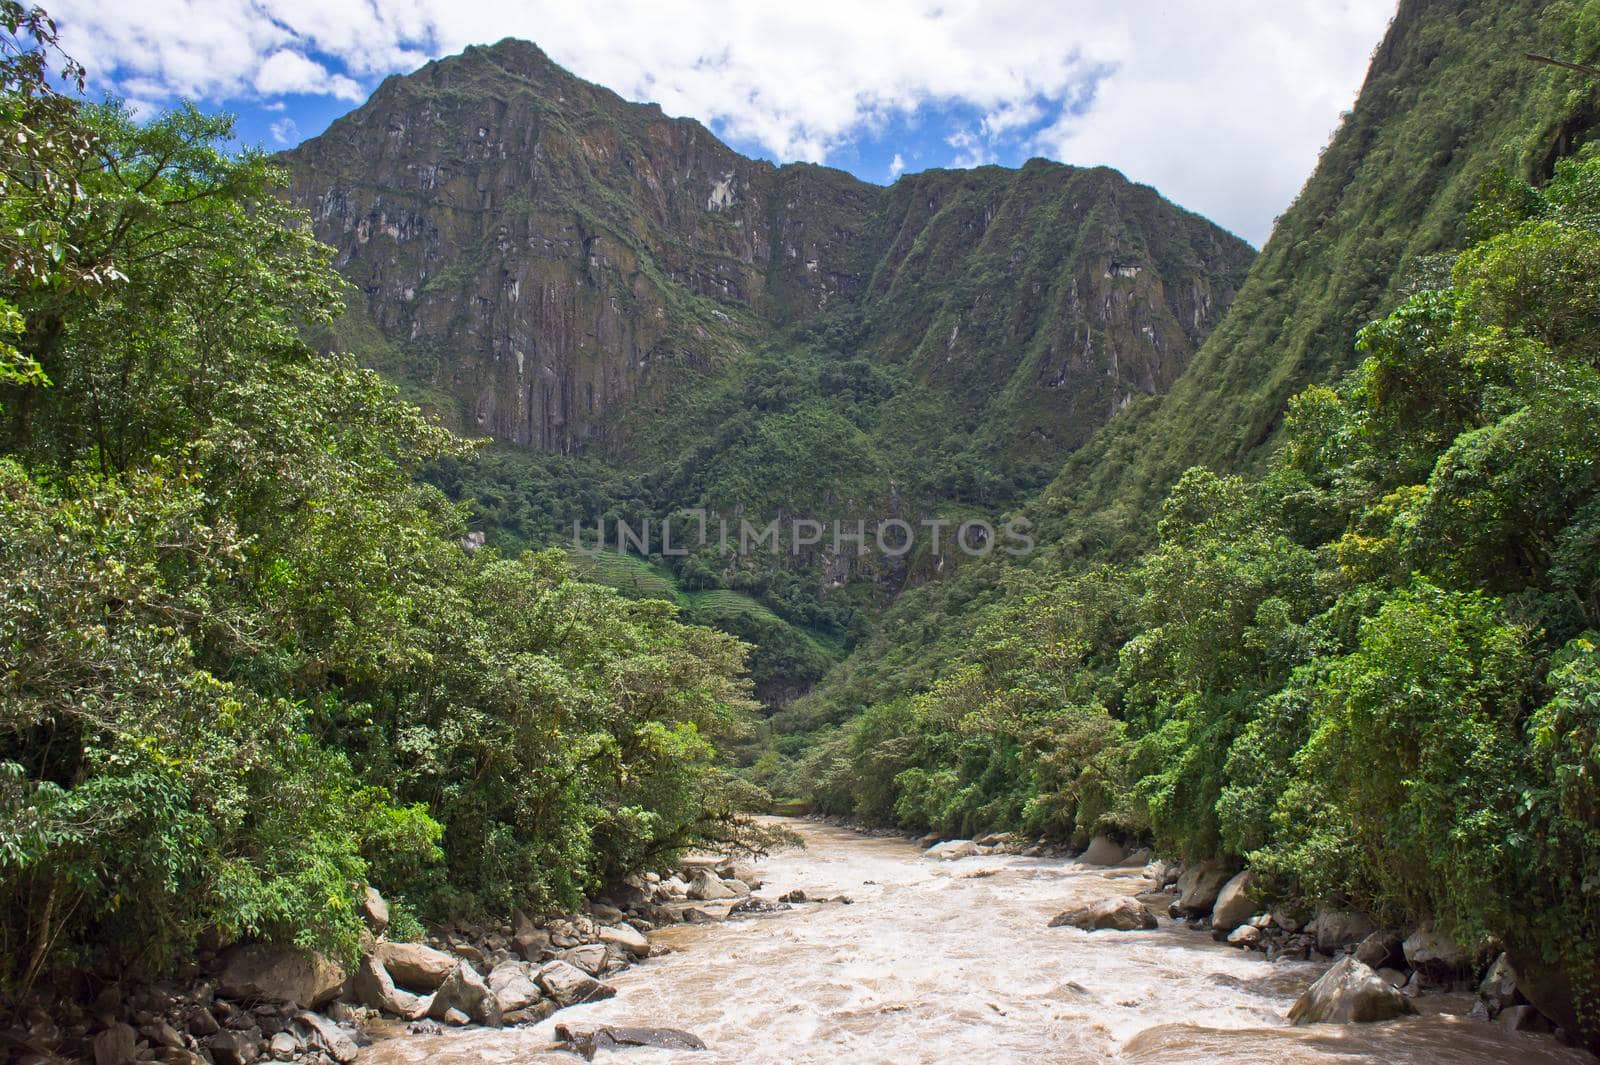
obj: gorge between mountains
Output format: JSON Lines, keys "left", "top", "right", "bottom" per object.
{"left": 3, "top": 0, "right": 1600, "bottom": 1061}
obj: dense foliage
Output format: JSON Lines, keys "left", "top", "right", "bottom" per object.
{"left": 0, "top": 13, "right": 765, "bottom": 996}
{"left": 780, "top": 146, "right": 1600, "bottom": 1033}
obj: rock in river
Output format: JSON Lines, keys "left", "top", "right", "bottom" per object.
{"left": 537, "top": 960, "right": 617, "bottom": 1008}
{"left": 926, "top": 839, "right": 979, "bottom": 861}
{"left": 1288, "top": 956, "right": 1416, "bottom": 1025}
{"left": 554, "top": 1024, "right": 707, "bottom": 1060}
{"left": 1049, "top": 896, "right": 1159, "bottom": 932}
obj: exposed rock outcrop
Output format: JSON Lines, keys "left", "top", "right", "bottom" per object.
{"left": 1049, "top": 897, "right": 1160, "bottom": 932}
{"left": 1288, "top": 957, "right": 1417, "bottom": 1025}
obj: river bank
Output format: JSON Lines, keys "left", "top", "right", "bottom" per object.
{"left": 7, "top": 819, "right": 1591, "bottom": 1065}
{"left": 355, "top": 820, "right": 1591, "bottom": 1065}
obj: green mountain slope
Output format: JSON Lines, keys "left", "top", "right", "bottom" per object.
{"left": 1035, "top": 0, "right": 1600, "bottom": 559}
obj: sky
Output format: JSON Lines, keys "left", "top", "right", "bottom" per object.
{"left": 46, "top": 1, "right": 1397, "bottom": 246}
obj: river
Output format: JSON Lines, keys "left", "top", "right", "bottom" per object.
{"left": 359, "top": 820, "right": 1592, "bottom": 1064}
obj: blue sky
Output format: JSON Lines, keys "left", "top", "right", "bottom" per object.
{"left": 48, "top": 1, "right": 1397, "bottom": 246}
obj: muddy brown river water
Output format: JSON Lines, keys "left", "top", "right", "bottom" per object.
{"left": 360, "top": 820, "right": 1591, "bottom": 1064}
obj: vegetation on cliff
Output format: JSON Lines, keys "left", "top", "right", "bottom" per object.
{"left": 771, "top": 0, "right": 1600, "bottom": 1039}
{"left": 0, "top": 10, "right": 766, "bottom": 995}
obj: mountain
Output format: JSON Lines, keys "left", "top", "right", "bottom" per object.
{"left": 281, "top": 39, "right": 1253, "bottom": 472}
{"left": 771, "top": 0, "right": 1600, "bottom": 731}
{"left": 1032, "top": 0, "right": 1600, "bottom": 559}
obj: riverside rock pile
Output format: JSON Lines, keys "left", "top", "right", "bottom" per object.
{"left": 1, "top": 858, "right": 769, "bottom": 1064}
{"left": 920, "top": 830, "right": 1575, "bottom": 1047}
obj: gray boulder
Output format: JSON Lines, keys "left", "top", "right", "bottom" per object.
{"left": 361, "top": 887, "right": 390, "bottom": 934}
{"left": 1312, "top": 908, "right": 1375, "bottom": 955}
{"left": 1174, "top": 862, "right": 1231, "bottom": 918}
{"left": 1478, "top": 953, "right": 1522, "bottom": 1014}
{"left": 1402, "top": 924, "right": 1471, "bottom": 982}
{"left": 207, "top": 1031, "right": 260, "bottom": 1065}
{"left": 427, "top": 961, "right": 501, "bottom": 1027}
{"left": 1210, "top": 870, "right": 1257, "bottom": 931}
{"left": 1079, "top": 835, "right": 1125, "bottom": 866}
{"left": 1049, "top": 896, "right": 1159, "bottom": 932}
{"left": 1354, "top": 931, "right": 1404, "bottom": 971}
{"left": 1288, "top": 956, "right": 1417, "bottom": 1025}
{"left": 375, "top": 942, "right": 456, "bottom": 992}
{"left": 536, "top": 960, "right": 617, "bottom": 1008}
{"left": 351, "top": 954, "right": 431, "bottom": 1020}
{"left": 554, "top": 1024, "right": 707, "bottom": 1058}
{"left": 1227, "top": 925, "right": 1262, "bottom": 949}
{"left": 487, "top": 961, "right": 543, "bottom": 1014}
{"left": 290, "top": 1012, "right": 359, "bottom": 1065}
{"left": 561, "top": 943, "right": 610, "bottom": 976}
{"left": 686, "top": 869, "right": 736, "bottom": 899}
{"left": 93, "top": 1023, "right": 138, "bottom": 1065}
{"left": 926, "top": 839, "right": 979, "bottom": 861}
{"left": 598, "top": 923, "right": 649, "bottom": 958}
{"left": 217, "top": 944, "right": 344, "bottom": 1008}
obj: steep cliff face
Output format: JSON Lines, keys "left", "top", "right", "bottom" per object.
{"left": 283, "top": 38, "right": 1252, "bottom": 464}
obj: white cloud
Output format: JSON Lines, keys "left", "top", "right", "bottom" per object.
{"left": 946, "top": 128, "right": 997, "bottom": 168}
{"left": 269, "top": 117, "right": 299, "bottom": 144}
{"left": 47, "top": 0, "right": 1396, "bottom": 244}
{"left": 888, "top": 152, "right": 905, "bottom": 180}
{"left": 252, "top": 50, "right": 364, "bottom": 101}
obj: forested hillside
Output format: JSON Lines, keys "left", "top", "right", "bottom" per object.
{"left": 770, "top": 0, "right": 1600, "bottom": 1048}
{"left": 0, "top": 8, "right": 771, "bottom": 996}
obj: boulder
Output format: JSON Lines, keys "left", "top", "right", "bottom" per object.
{"left": 427, "top": 961, "right": 500, "bottom": 1027}
{"left": 1505, "top": 948, "right": 1591, "bottom": 1051}
{"left": 597, "top": 923, "right": 649, "bottom": 958}
{"left": 144, "top": 1021, "right": 184, "bottom": 1050}
{"left": 686, "top": 869, "right": 736, "bottom": 900}
{"left": 93, "top": 1022, "right": 139, "bottom": 1065}
{"left": 1287, "top": 956, "right": 1417, "bottom": 1025}
{"left": 561, "top": 943, "right": 610, "bottom": 976}
{"left": 1478, "top": 953, "right": 1522, "bottom": 1015}
{"left": 536, "top": 961, "right": 617, "bottom": 1008}
{"left": 351, "top": 954, "right": 430, "bottom": 1019}
{"left": 554, "top": 1024, "right": 707, "bottom": 1058}
{"left": 1119, "top": 847, "right": 1153, "bottom": 868}
{"left": 268, "top": 1033, "right": 297, "bottom": 1061}
{"left": 360, "top": 887, "right": 389, "bottom": 934}
{"left": 207, "top": 1031, "right": 261, "bottom": 1065}
{"left": 486, "top": 961, "right": 542, "bottom": 1015}
{"left": 1049, "top": 896, "right": 1159, "bottom": 932}
{"left": 1354, "top": 931, "right": 1405, "bottom": 971}
{"left": 1402, "top": 924, "right": 1471, "bottom": 982}
{"left": 375, "top": 942, "right": 456, "bottom": 992}
{"left": 217, "top": 944, "right": 344, "bottom": 1009}
{"left": 1312, "top": 909, "right": 1375, "bottom": 955}
{"left": 1227, "top": 925, "right": 1262, "bottom": 949}
{"left": 1079, "top": 835, "right": 1124, "bottom": 866}
{"left": 1210, "top": 871, "right": 1258, "bottom": 931}
{"left": 926, "top": 839, "right": 979, "bottom": 861}
{"left": 290, "top": 1012, "right": 359, "bottom": 1065}
{"left": 719, "top": 877, "right": 752, "bottom": 897}
{"left": 1174, "top": 862, "right": 1231, "bottom": 918}
{"left": 1271, "top": 905, "right": 1307, "bottom": 933}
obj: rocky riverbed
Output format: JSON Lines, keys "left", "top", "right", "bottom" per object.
{"left": 10, "top": 820, "right": 1594, "bottom": 1065}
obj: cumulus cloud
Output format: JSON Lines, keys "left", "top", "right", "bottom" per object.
{"left": 269, "top": 117, "right": 299, "bottom": 144}
{"left": 47, "top": 0, "right": 1396, "bottom": 243}
{"left": 252, "top": 50, "right": 364, "bottom": 101}
{"left": 888, "top": 152, "right": 905, "bottom": 180}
